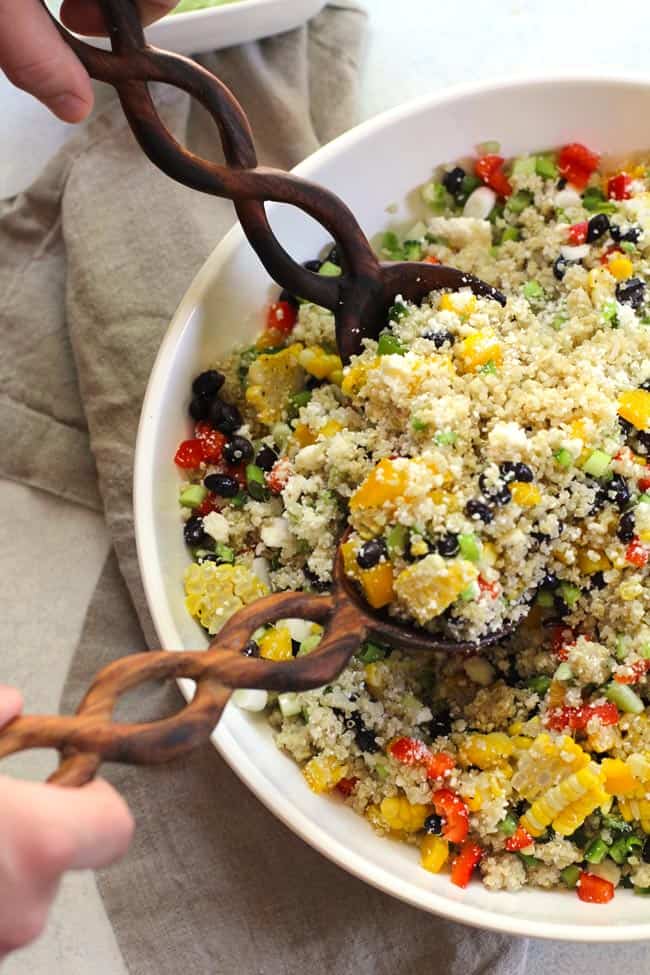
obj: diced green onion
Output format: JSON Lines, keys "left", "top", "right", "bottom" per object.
{"left": 498, "top": 814, "right": 518, "bottom": 837}
{"left": 605, "top": 682, "right": 645, "bottom": 714}
{"left": 638, "top": 493, "right": 650, "bottom": 505}
{"left": 246, "top": 464, "right": 268, "bottom": 501}
{"left": 559, "top": 582, "right": 581, "bottom": 608}
{"left": 214, "top": 542, "right": 234, "bottom": 563}
{"left": 319, "top": 260, "right": 342, "bottom": 278}
{"left": 458, "top": 533, "right": 481, "bottom": 563}
{"left": 290, "top": 389, "right": 312, "bottom": 411}
{"left": 582, "top": 449, "right": 613, "bottom": 478}
{"left": 602, "top": 301, "right": 619, "bottom": 326}
{"left": 615, "top": 635, "right": 630, "bottom": 661}
{"left": 375, "top": 763, "right": 389, "bottom": 780}
{"left": 501, "top": 226, "right": 521, "bottom": 243}
{"left": 179, "top": 484, "right": 208, "bottom": 509}
{"left": 535, "top": 154, "right": 558, "bottom": 179}
{"left": 512, "top": 156, "right": 536, "bottom": 178}
{"left": 480, "top": 360, "right": 498, "bottom": 375}
{"left": 460, "top": 174, "right": 481, "bottom": 198}
{"left": 386, "top": 523, "right": 408, "bottom": 558}
{"left": 601, "top": 812, "right": 632, "bottom": 834}
{"left": 554, "top": 448, "right": 573, "bottom": 468}
{"left": 459, "top": 582, "right": 479, "bottom": 602}
{"left": 507, "top": 189, "right": 534, "bottom": 214}
{"left": 527, "top": 675, "right": 552, "bottom": 695}
{"left": 403, "top": 240, "right": 424, "bottom": 261}
{"left": 357, "top": 641, "right": 387, "bottom": 664}
{"left": 377, "top": 333, "right": 406, "bottom": 356}
{"left": 621, "top": 241, "right": 636, "bottom": 254}
{"left": 561, "top": 864, "right": 581, "bottom": 888}
{"left": 434, "top": 430, "right": 458, "bottom": 446}
{"left": 411, "top": 416, "right": 429, "bottom": 431}
{"left": 422, "top": 181, "right": 453, "bottom": 214}
{"left": 609, "top": 834, "right": 642, "bottom": 864}
{"left": 554, "top": 661, "right": 573, "bottom": 682}
{"left": 584, "top": 838, "right": 609, "bottom": 864}
{"left": 522, "top": 279, "right": 544, "bottom": 301}
{"left": 582, "top": 187, "right": 618, "bottom": 214}
{"left": 518, "top": 852, "right": 541, "bottom": 867}
{"left": 388, "top": 301, "right": 409, "bottom": 322}
{"left": 298, "top": 633, "right": 322, "bottom": 656}
{"left": 640, "top": 643, "right": 650, "bottom": 660}
{"left": 230, "top": 492, "right": 247, "bottom": 508}
{"left": 551, "top": 313, "right": 568, "bottom": 331}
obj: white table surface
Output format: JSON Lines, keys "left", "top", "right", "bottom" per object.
{"left": 3, "top": 1, "right": 650, "bottom": 971}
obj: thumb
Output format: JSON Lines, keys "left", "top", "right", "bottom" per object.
{"left": 0, "top": 686, "right": 23, "bottom": 728}
{"left": 0, "top": 0, "right": 93, "bottom": 122}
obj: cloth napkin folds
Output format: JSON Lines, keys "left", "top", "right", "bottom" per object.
{"left": 0, "top": 5, "right": 535, "bottom": 973}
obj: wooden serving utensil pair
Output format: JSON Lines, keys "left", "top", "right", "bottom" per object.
{"left": 0, "top": 0, "right": 509, "bottom": 787}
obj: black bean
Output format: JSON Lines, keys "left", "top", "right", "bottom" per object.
{"left": 605, "top": 474, "right": 631, "bottom": 511}
{"left": 541, "top": 573, "right": 559, "bottom": 590}
{"left": 638, "top": 430, "right": 650, "bottom": 455}
{"left": 590, "top": 484, "right": 610, "bottom": 515}
{"left": 553, "top": 595, "right": 569, "bottom": 618}
{"left": 616, "top": 277, "right": 646, "bottom": 310}
{"left": 610, "top": 223, "right": 641, "bottom": 244}
{"left": 255, "top": 445, "right": 278, "bottom": 471}
{"left": 619, "top": 415, "right": 635, "bottom": 438}
{"left": 428, "top": 710, "right": 452, "bottom": 738}
{"left": 437, "top": 532, "right": 460, "bottom": 558}
{"left": 424, "top": 813, "right": 444, "bottom": 835}
{"left": 336, "top": 710, "right": 378, "bottom": 753}
{"left": 479, "top": 474, "right": 511, "bottom": 506}
{"left": 327, "top": 244, "right": 342, "bottom": 266}
{"left": 304, "top": 567, "right": 330, "bottom": 593}
{"left": 500, "top": 461, "right": 534, "bottom": 483}
{"left": 442, "top": 166, "right": 466, "bottom": 196}
{"left": 192, "top": 369, "right": 225, "bottom": 397}
{"left": 586, "top": 213, "right": 610, "bottom": 243}
{"left": 242, "top": 640, "right": 260, "bottom": 657}
{"left": 209, "top": 399, "right": 242, "bottom": 434}
{"left": 189, "top": 393, "right": 211, "bottom": 422}
{"left": 279, "top": 288, "right": 299, "bottom": 309}
{"left": 423, "top": 329, "right": 455, "bottom": 348}
{"left": 618, "top": 510, "right": 636, "bottom": 543}
{"left": 556, "top": 177, "right": 567, "bottom": 190}
{"left": 553, "top": 255, "right": 569, "bottom": 280}
{"left": 356, "top": 538, "right": 387, "bottom": 569}
{"left": 465, "top": 499, "right": 494, "bottom": 523}
{"left": 641, "top": 379, "right": 650, "bottom": 392}
{"left": 303, "top": 259, "right": 322, "bottom": 272}
{"left": 223, "top": 435, "right": 254, "bottom": 465}
{"left": 590, "top": 571, "right": 606, "bottom": 591}
{"left": 184, "top": 515, "right": 208, "bottom": 548}
{"left": 291, "top": 639, "right": 301, "bottom": 657}
{"left": 204, "top": 473, "right": 240, "bottom": 498}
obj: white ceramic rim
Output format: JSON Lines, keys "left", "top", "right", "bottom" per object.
{"left": 163, "top": 0, "right": 297, "bottom": 24}
{"left": 135, "top": 71, "right": 650, "bottom": 941}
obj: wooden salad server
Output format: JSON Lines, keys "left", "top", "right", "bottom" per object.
{"left": 0, "top": 0, "right": 509, "bottom": 787}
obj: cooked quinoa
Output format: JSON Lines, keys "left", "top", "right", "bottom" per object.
{"left": 174, "top": 141, "right": 650, "bottom": 901}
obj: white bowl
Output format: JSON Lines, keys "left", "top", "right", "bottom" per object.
{"left": 135, "top": 74, "right": 650, "bottom": 941}
{"left": 46, "top": 0, "right": 326, "bottom": 55}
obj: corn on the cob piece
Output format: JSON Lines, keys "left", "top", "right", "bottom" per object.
{"left": 618, "top": 798, "right": 650, "bottom": 833}
{"left": 379, "top": 796, "right": 430, "bottom": 832}
{"left": 184, "top": 562, "right": 268, "bottom": 635}
{"left": 520, "top": 762, "right": 607, "bottom": 837}
{"left": 459, "top": 733, "right": 514, "bottom": 770}
{"left": 245, "top": 343, "right": 305, "bottom": 424}
{"left": 511, "top": 733, "right": 590, "bottom": 801}
{"left": 420, "top": 835, "right": 450, "bottom": 873}
{"left": 302, "top": 755, "right": 348, "bottom": 794}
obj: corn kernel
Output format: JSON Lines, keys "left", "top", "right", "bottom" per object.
{"left": 420, "top": 835, "right": 450, "bottom": 873}
{"left": 577, "top": 550, "right": 612, "bottom": 575}
{"left": 602, "top": 758, "right": 637, "bottom": 796}
{"left": 302, "top": 755, "right": 348, "bottom": 794}
{"left": 509, "top": 482, "right": 542, "bottom": 507}
{"left": 299, "top": 345, "right": 343, "bottom": 381}
{"left": 618, "top": 389, "right": 650, "bottom": 431}
{"left": 364, "top": 662, "right": 386, "bottom": 693}
{"left": 319, "top": 419, "right": 342, "bottom": 438}
{"left": 293, "top": 422, "right": 317, "bottom": 448}
{"left": 379, "top": 796, "right": 430, "bottom": 832}
{"left": 259, "top": 626, "right": 293, "bottom": 661}
{"left": 184, "top": 562, "right": 269, "bottom": 636}
{"left": 607, "top": 254, "right": 634, "bottom": 281}
{"left": 460, "top": 732, "right": 514, "bottom": 769}
{"left": 466, "top": 790, "right": 483, "bottom": 812}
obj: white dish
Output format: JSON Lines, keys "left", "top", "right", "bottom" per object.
{"left": 46, "top": 0, "right": 326, "bottom": 55}
{"left": 135, "top": 74, "right": 650, "bottom": 941}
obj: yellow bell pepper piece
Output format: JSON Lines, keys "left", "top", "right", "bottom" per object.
{"left": 607, "top": 254, "right": 634, "bottom": 281}
{"left": 293, "top": 422, "right": 317, "bottom": 447}
{"left": 259, "top": 627, "right": 293, "bottom": 661}
{"left": 359, "top": 562, "right": 394, "bottom": 609}
{"left": 420, "top": 835, "right": 450, "bottom": 873}
{"left": 602, "top": 758, "right": 638, "bottom": 796}
{"left": 458, "top": 329, "right": 503, "bottom": 372}
{"left": 349, "top": 458, "right": 408, "bottom": 510}
{"left": 577, "top": 550, "right": 611, "bottom": 575}
{"left": 439, "top": 292, "right": 477, "bottom": 316}
{"left": 618, "top": 389, "right": 650, "bottom": 431}
{"left": 509, "top": 482, "right": 542, "bottom": 507}
{"left": 319, "top": 419, "right": 342, "bottom": 438}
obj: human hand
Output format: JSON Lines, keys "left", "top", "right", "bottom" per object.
{"left": 0, "top": 0, "right": 177, "bottom": 122}
{"left": 0, "top": 685, "right": 134, "bottom": 958}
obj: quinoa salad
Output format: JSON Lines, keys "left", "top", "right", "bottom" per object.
{"left": 173, "top": 141, "right": 650, "bottom": 902}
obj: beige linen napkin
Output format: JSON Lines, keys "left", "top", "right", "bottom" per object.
{"left": 0, "top": 6, "right": 531, "bottom": 973}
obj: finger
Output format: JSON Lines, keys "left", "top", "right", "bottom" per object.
{"left": 61, "top": 0, "right": 177, "bottom": 35}
{"left": 0, "top": 686, "right": 23, "bottom": 728}
{"left": 1, "top": 777, "right": 134, "bottom": 875}
{"left": 0, "top": 0, "right": 93, "bottom": 122}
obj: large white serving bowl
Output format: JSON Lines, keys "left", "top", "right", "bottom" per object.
{"left": 135, "top": 75, "right": 650, "bottom": 941}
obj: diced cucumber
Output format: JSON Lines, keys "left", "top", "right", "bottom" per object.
{"left": 298, "top": 633, "right": 322, "bottom": 656}
{"left": 377, "top": 333, "right": 406, "bottom": 356}
{"left": 179, "top": 484, "right": 208, "bottom": 509}
{"left": 535, "top": 154, "right": 558, "bottom": 179}
{"left": 246, "top": 463, "right": 268, "bottom": 501}
{"left": 561, "top": 864, "right": 581, "bottom": 888}
{"left": 386, "top": 524, "right": 408, "bottom": 558}
{"left": 512, "top": 156, "right": 536, "bottom": 178}
{"left": 559, "top": 582, "right": 581, "bottom": 608}
{"left": 498, "top": 814, "right": 518, "bottom": 836}
{"left": 605, "top": 682, "right": 645, "bottom": 714}
{"left": 507, "top": 189, "right": 534, "bottom": 214}
{"left": 582, "top": 449, "right": 612, "bottom": 478}
{"left": 523, "top": 279, "right": 544, "bottom": 301}
{"left": 434, "top": 430, "right": 458, "bottom": 446}
{"left": 278, "top": 692, "right": 303, "bottom": 718}
{"left": 357, "top": 641, "right": 387, "bottom": 664}
{"left": 554, "top": 661, "right": 573, "bottom": 681}
{"left": 584, "top": 838, "right": 609, "bottom": 864}
{"left": 318, "top": 260, "right": 342, "bottom": 277}
{"left": 215, "top": 542, "right": 234, "bottom": 564}
{"left": 458, "top": 533, "right": 481, "bottom": 562}
{"left": 554, "top": 448, "right": 573, "bottom": 469}
{"left": 527, "top": 675, "right": 552, "bottom": 695}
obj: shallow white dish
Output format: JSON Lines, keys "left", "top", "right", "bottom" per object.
{"left": 46, "top": 0, "right": 325, "bottom": 55}
{"left": 135, "top": 74, "right": 650, "bottom": 941}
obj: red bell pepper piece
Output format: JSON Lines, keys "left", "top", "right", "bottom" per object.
{"left": 267, "top": 300, "right": 298, "bottom": 335}
{"left": 336, "top": 777, "right": 358, "bottom": 798}
{"left": 577, "top": 871, "right": 615, "bottom": 903}
{"left": 426, "top": 751, "right": 455, "bottom": 781}
{"left": 432, "top": 789, "right": 470, "bottom": 844}
{"left": 504, "top": 825, "right": 534, "bottom": 852}
{"left": 568, "top": 221, "right": 588, "bottom": 245}
{"left": 195, "top": 422, "right": 227, "bottom": 463}
{"left": 475, "top": 155, "right": 512, "bottom": 197}
{"left": 389, "top": 736, "right": 431, "bottom": 765}
{"left": 545, "top": 701, "right": 618, "bottom": 732}
{"left": 607, "top": 173, "right": 632, "bottom": 200}
{"left": 615, "top": 660, "right": 650, "bottom": 685}
{"left": 450, "top": 841, "right": 483, "bottom": 888}
{"left": 558, "top": 143, "right": 600, "bottom": 190}
{"left": 174, "top": 438, "right": 205, "bottom": 469}
{"left": 625, "top": 537, "right": 650, "bottom": 568}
